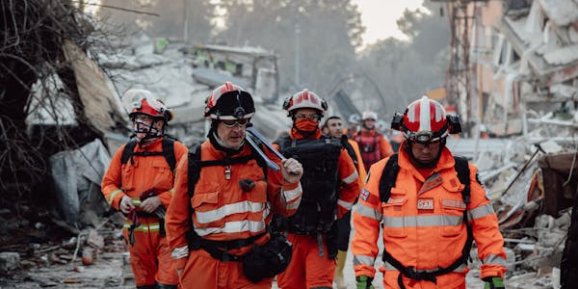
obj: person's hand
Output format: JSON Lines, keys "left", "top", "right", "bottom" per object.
{"left": 356, "top": 275, "right": 375, "bottom": 289}
{"left": 120, "top": 196, "right": 136, "bottom": 214}
{"left": 281, "top": 158, "right": 303, "bottom": 184}
{"left": 484, "top": 277, "right": 505, "bottom": 289}
{"left": 140, "top": 196, "right": 162, "bottom": 213}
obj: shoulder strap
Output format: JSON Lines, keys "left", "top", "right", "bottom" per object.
{"left": 120, "top": 139, "right": 137, "bottom": 165}
{"left": 341, "top": 135, "right": 359, "bottom": 165}
{"left": 162, "top": 138, "right": 177, "bottom": 171}
{"left": 378, "top": 154, "right": 399, "bottom": 203}
{"left": 187, "top": 145, "right": 202, "bottom": 199}
{"left": 453, "top": 156, "right": 471, "bottom": 205}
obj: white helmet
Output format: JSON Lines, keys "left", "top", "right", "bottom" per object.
{"left": 362, "top": 110, "right": 378, "bottom": 121}
{"left": 283, "top": 89, "right": 328, "bottom": 116}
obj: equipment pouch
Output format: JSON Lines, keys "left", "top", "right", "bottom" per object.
{"left": 242, "top": 233, "right": 292, "bottom": 283}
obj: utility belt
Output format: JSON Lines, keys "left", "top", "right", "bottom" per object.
{"left": 188, "top": 231, "right": 292, "bottom": 283}
{"left": 280, "top": 221, "right": 339, "bottom": 259}
{"left": 125, "top": 210, "right": 165, "bottom": 247}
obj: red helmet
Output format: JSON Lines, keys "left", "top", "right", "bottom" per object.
{"left": 124, "top": 88, "right": 171, "bottom": 121}
{"left": 283, "top": 89, "right": 328, "bottom": 116}
{"left": 394, "top": 96, "right": 450, "bottom": 143}
{"left": 205, "top": 82, "right": 255, "bottom": 120}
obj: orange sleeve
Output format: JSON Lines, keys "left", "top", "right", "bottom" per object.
{"left": 265, "top": 145, "right": 302, "bottom": 217}
{"left": 101, "top": 145, "right": 129, "bottom": 210}
{"left": 468, "top": 163, "right": 507, "bottom": 279}
{"left": 379, "top": 135, "right": 393, "bottom": 158}
{"left": 157, "top": 142, "right": 189, "bottom": 208}
{"left": 165, "top": 155, "right": 192, "bottom": 270}
{"left": 336, "top": 149, "right": 362, "bottom": 218}
{"left": 349, "top": 140, "right": 367, "bottom": 182}
{"left": 351, "top": 158, "right": 387, "bottom": 278}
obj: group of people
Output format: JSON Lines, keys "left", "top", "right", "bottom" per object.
{"left": 101, "top": 82, "right": 507, "bottom": 289}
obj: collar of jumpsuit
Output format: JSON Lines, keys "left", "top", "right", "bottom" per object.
{"left": 398, "top": 140, "right": 455, "bottom": 182}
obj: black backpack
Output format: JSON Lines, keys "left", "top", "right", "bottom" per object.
{"left": 378, "top": 153, "right": 474, "bottom": 289}
{"left": 120, "top": 138, "right": 177, "bottom": 171}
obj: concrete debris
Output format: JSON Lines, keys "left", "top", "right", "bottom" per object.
{"left": 0, "top": 252, "right": 20, "bottom": 272}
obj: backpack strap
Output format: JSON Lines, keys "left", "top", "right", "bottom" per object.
{"left": 121, "top": 138, "right": 177, "bottom": 172}
{"left": 120, "top": 139, "right": 138, "bottom": 165}
{"left": 162, "top": 138, "right": 177, "bottom": 171}
{"left": 340, "top": 135, "right": 359, "bottom": 167}
{"left": 378, "top": 154, "right": 399, "bottom": 203}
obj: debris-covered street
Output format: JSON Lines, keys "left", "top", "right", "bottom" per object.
{"left": 1, "top": 0, "right": 578, "bottom": 288}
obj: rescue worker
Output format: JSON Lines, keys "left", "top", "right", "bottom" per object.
{"left": 275, "top": 90, "right": 362, "bottom": 289}
{"left": 352, "top": 96, "right": 506, "bottom": 289}
{"left": 353, "top": 110, "right": 393, "bottom": 172}
{"left": 323, "top": 115, "right": 366, "bottom": 289}
{"left": 101, "top": 88, "right": 187, "bottom": 289}
{"left": 165, "top": 82, "right": 304, "bottom": 289}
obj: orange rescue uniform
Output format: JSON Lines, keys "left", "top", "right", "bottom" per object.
{"left": 348, "top": 139, "right": 367, "bottom": 182}
{"left": 276, "top": 129, "right": 362, "bottom": 289}
{"left": 101, "top": 138, "right": 188, "bottom": 287}
{"left": 353, "top": 129, "right": 393, "bottom": 172}
{"left": 166, "top": 140, "right": 303, "bottom": 289}
{"left": 352, "top": 143, "right": 506, "bottom": 289}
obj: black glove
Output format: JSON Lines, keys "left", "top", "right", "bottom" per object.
{"left": 484, "top": 276, "right": 505, "bottom": 289}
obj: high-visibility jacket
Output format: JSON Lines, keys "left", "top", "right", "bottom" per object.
{"left": 101, "top": 137, "right": 188, "bottom": 286}
{"left": 166, "top": 140, "right": 303, "bottom": 271}
{"left": 352, "top": 143, "right": 506, "bottom": 289}
{"left": 348, "top": 139, "right": 367, "bottom": 183}
{"left": 353, "top": 129, "right": 393, "bottom": 172}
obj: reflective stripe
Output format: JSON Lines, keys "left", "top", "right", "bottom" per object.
{"left": 483, "top": 254, "right": 507, "bottom": 266}
{"left": 468, "top": 204, "right": 495, "bottom": 220}
{"left": 353, "top": 255, "right": 375, "bottom": 266}
{"left": 169, "top": 188, "right": 175, "bottom": 196}
{"left": 342, "top": 171, "right": 359, "bottom": 184}
{"left": 354, "top": 203, "right": 383, "bottom": 221}
{"left": 194, "top": 220, "right": 266, "bottom": 237}
{"left": 287, "top": 199, "right": 301, "bottom": 210}
{"left": 283, "top": 183, "right": 302, "bottom": 202}
{"left": 383, "top": 262, "right": 468, "bottom": 273}
{"left": 195, "top": 201, "right": 266, "bottom": 224}
{"left": 108, "top": 189, "right": 123, "bottom": 205}
{"left": 172, "top": 246, "right": 189, "bottom": 259}
{"left": 123, "top": 223, "right": 160, "bottom": 233}
{"left": 338, "top": 199, "right": 354, "bottom": 210}
{"left": 382, "top": 215, "right": 463, "bottom": 228}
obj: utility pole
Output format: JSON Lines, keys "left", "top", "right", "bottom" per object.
{"left": 294, "top": 23, "right": 300, "bottom": 87}
{"left": 183, "top": 0, "right": 189, "bottom": 43}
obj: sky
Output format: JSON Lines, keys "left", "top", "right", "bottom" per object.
{"left": 352, "top": 0, "right": 424, "bottom": 46}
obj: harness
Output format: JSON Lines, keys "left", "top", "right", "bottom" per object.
{"left": 120, "top": 137, "right": 177, "bottom": 241}
{"left": 378, "top": 153, "right": 474, "bottom": 289}
{"left": 186, "top": 144, "right": 268, "bottom": 262}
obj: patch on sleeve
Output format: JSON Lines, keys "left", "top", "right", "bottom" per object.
{"left": 360, "top": 188, "right": 370, "bottom": 201}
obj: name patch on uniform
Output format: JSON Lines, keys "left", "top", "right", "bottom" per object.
{"left": 360, "top": 189, "right": 370, "bottom": 201}
{"left": 417, "top": 198, "right": 434, "bottom": 210}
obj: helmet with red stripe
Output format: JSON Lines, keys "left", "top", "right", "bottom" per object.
{"left": 283, "top": 89, "right": 328, "bottom": 117}
{"left": 205, "top": 82, "right": 255, "bottom": 120}
{"left": 394, "top": 96, "right": 450, "bottom": 143}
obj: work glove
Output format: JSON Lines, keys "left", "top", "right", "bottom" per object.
{"left": 484, "top": 276, "right": 505, "bottom": 289}
{"left": 356, "top": 275, "right": 375, "bottom": 289}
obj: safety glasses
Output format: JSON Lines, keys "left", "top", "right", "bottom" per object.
{"left": 222, "top": 118, "right": 250, "bottom": 128}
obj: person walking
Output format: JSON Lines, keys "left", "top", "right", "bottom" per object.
{"left": 353, "top": 110, "right": 393, "bottom": 172}
{"left": 102, "top": 88, "right": 188, "bottom": 289}
{"left": 352, "top": 96, "right": 506, "bottom": 289}
{"left": 165, "top": 82, "right": 304, "bottom": 289}
{"left": 275, "top": 90, "right": 362, "bottom": 289}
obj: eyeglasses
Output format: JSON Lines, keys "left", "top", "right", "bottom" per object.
{"left": 295, "top": 113, "right": 319, "bottom": 120}
{"left": 222, "top": 118, "right": 250, "bottom": 127}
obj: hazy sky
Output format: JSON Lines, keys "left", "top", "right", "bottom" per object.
{"left": 352, "top": 0, "right": 424, "bottom": 46}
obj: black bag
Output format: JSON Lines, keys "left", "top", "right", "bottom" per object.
{"left": 242, "top": 233, "right": 293, "bottom": 283}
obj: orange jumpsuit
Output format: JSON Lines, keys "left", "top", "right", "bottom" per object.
{"left": 352, "top": 143, "right": 506, "bottom": 289}
{"left": 165, "top": 140, "right": 303, "bottom": 289}
{"left": 101, "top": 138, "right": 188, "bottom": 287}
{"left": 353, "top": 129, "right": 393, "bottom": 172}
{"left": 348, "top": 139, "right": 367, "bottom": 182}
{"left": 276, "top": 129, "right": 362, "bottom": 289}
